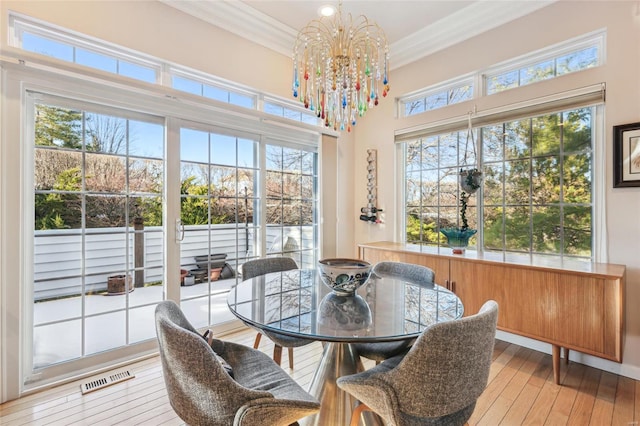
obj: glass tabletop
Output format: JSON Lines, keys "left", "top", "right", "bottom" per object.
{"left": 227, "top": 269, "right": 464, "bottom": 343}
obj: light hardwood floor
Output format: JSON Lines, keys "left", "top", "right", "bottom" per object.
{"left": 1, "top": 327, "right": 639, "bottom": 425}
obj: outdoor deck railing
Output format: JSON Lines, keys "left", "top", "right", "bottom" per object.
{"left": 34, "top": 224, "right": 315, "bottom": 301}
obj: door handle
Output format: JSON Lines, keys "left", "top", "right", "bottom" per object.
{"left": 176, "top": 218, "right": 184, "bottom": 242}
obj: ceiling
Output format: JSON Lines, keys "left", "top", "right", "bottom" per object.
{"left": 161, "top": 0, "right": 556, "bottom": 69}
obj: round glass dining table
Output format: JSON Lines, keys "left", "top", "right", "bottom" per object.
{"left": 227, "top": 268, "right": 463, "bottom": 426}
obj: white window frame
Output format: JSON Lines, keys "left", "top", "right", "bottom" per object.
{"left": 398, "top": 74, "right": 475, "bottom": 118}
{"left": 482, "top": 29, "right": 606, "bottom": 95}
{"left": 9, "top": 13, "right": 162, "bottom": 83}
{"left": 263, "top": 95, "right": 321, "bottom": 126}
{"left": 394, "top": 28, "right": 608, "bottom": 264}
{"left": 8, "top": 12, "right": 324, "bottom": 128}
{"left": 398, "top": 104, "right": 603, "bottom": 261}
{"left": 396, "top": 29, "right": 605, "bottom": 119}
{"left": 168, "top": 65, "right": 257, "bottom": 108}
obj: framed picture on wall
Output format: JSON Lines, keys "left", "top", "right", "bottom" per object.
{"left": 613, "top": 122, "right": 640, "bottom": 187}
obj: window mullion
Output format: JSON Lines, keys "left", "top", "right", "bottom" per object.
{"left": 528, "top": 118, "right": 534, "bottom": 258}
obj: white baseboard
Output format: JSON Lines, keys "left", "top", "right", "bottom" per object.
{"left": 496, "top": 330, "right": 640, "bottom": 381}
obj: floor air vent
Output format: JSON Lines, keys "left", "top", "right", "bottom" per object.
{"left": 80, "top": 369, "right": 135, "bottom": 394}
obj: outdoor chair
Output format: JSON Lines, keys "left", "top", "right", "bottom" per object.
{"left": 352, "top": 261, "right": 436, "bottom": 363}
{"left": 338, "top": 300, "right": 499, "bottom": 426}
{"left": 154, "top": 300, "right": 320, "bottom": 425}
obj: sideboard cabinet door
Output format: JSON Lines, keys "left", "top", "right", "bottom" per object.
{"left": 449, "top": 259, "right": 620, "bottom": 361}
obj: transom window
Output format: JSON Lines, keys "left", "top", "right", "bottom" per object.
{"left": 264, "top": 98, "right": 320, "bottom": 126}
{"left": 11, "top": 15, "right": 160, "bottom": 84}
{"left": 400, "top": 79, "right": 473, "bottom": 117}
{"left": 170, "top": 70, "right": 256, "bottom": 109}
{"left": 398, "top": 30, "right": 604, "bottom": 118}
{"left": 485, "top": 31, "right": 603, "bottom": 95}
{"left": 9, "top": 13, "right": 318, "bottom": 127}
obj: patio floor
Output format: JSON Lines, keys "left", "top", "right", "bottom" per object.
{"left": 33, "top": 278, "right": 238, "bottom": 368}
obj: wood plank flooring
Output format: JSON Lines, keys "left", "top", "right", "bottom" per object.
{"left": 1, "top": 327, "right": 638, "bottom": 425}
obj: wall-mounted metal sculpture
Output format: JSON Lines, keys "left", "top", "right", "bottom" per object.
{"left": 360, "top": 149, "right": 382, "bottom": 223}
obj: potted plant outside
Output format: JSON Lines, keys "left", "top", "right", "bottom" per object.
{"left": 107, "top": 274, "right": 134, "bottom": 294}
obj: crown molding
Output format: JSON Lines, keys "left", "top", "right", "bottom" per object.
{"left": 161, "top": 0, "right": 556, "bottom": 70}
{"left": 391, "top": 0, "right": 556, "bottom": 69}
{"left": 159, "top": 0, "right": 297, "bottom": 57}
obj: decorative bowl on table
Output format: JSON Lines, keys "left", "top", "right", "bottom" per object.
{"left": 317, "top": 258, "right": 372, "bottom": 295}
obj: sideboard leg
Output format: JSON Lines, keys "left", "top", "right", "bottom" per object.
{"left": 563, "top": 347, "right": 570, "bottom": 365}
{"left": 552, "top": 344, "right": 561, "bottom": 384}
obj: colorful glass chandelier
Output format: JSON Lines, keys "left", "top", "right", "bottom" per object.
{"left": 292, "top": 2, "right": 390, "bottom": 132}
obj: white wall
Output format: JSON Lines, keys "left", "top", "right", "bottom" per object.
{"left": 352, "top": 1, "right": 640, "bottom": 377}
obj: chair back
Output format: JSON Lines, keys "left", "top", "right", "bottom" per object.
{"left": 155, "top": 301, "right": 260, "bottom": 425}
{"left": 372, "top": 261, "right": 435, "bottom": 287}
{"left": 242, "top": 257, "right": 298, "bottom": 280}
{"left": 388, "top": 300, "right": 498, "bottom": 419}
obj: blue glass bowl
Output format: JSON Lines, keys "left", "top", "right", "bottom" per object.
{"left": 440, "top": 228, "right": 477, "bottom": 254}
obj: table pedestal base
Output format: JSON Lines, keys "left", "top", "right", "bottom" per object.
{"left": 301, "top": 342, "right": 383, "bottom": 426}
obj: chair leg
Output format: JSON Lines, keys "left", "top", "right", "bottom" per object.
{"left": 253, "top": 332, "right": 262, "bottom": 349}
{"left": 273, "top": 345, "right": 283, "bottom": 365}
{"left": 350, "top": 402, "right": 371, "bottom": 426}
{"left": 288, "top": 347, "right": 294, "bottom": 369}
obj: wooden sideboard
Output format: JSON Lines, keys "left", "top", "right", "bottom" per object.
{"left": 358, "top": 241, "right": 626, "bottom": 384}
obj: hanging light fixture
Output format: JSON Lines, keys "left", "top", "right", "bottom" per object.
{"left": 292, "top": 1, "right": 390, "bottom": 132}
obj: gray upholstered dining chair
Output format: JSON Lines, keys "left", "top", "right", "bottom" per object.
{"left": 352, "top": 261, "right": 436, "bottom": 363}
{"left": 338, "top": 300, "right": 498, "bottom": 426}
{"left": 155, "top": 300, "right": 320, "bottom": 426}
{"left": 241, "top": 257, "right": 314, "bottom": 369}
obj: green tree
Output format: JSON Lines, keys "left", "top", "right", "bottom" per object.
{"left": 35, "top": 105, "right": 82, "bottom": 148}
{"left": 482, "top": 109, "right": 592, "bottom": 256}
{"left": 35, "top": 167, "right": 82, "bottom": 229}
{"left": 129, "top": 195, "right": 163, "bottom": 228}
{"left": 406, "top": 214, "right": 441, "bottom": 244}
{"left": 180, "top": 176, "right": 210, "bottom": 225}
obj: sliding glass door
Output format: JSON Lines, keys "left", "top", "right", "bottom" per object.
{"left": 24, "top": 92, "right": 319, "bottom": 388}
{"left": 31, "top": 95, "right": 165, "bottom": 378}
{"left": 176, "top": 127, "right": 320, "bottom": 329}
{"left": 265, "top": 143, "right": 318, "bottom": 269}
{"left": 178, "top": 125, "right": 260, "bottom": 329}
